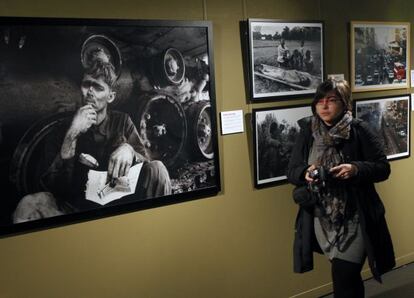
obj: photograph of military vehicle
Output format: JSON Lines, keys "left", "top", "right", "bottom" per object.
{"left": 0, "top": 17, "right": 220, "bottom": 234}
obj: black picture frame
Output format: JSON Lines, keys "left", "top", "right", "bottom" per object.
{"left": 354, "top": 94, "right": 411, "bottom": 161}
{"left": 247, "top": 19, "right": 324, "bottom": 101}
{"left": 0, "top": 17, "right": 220, "bottom": 236}
{"left": 252, "top": 104, "right": 312, "bottom": 188}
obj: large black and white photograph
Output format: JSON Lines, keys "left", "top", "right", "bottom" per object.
{"left": 355, "top": 95, "right": 410, "bottom": 160}
{"left": 0, "top": 17, "right": 220, "bottom": 235}
{"left": 351, "top": 21, "right": 410, "bottom": 92}
{"left": 253, "top": 105, "right": 312, "bottom": 187}
{"left": 247, "top": 19, "right": 324, "bottom": 101}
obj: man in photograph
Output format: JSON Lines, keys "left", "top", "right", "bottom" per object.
{"left": 276, "top": 38, "right": 290, "bottom": 68}
{"left": 298, "top": 40, "right": 305, "bottom": 69}
{"left": 262, "top": 121, "right": 284, "bottom": 178}
{"left": 303, "top": 50, "right": 314, "bottom": 73}
{"left": 13, "top": 60, "right": 172, "bottom": 223}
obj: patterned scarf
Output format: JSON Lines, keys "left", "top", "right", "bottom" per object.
{"left": 311, "top": 111, "right": 352, "bottom": 168}
{"left": 311, "top": 111, "right": 353, "bottom": 233}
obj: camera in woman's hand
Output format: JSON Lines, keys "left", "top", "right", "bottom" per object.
{"left": 308, "top": 166, "right": 331, "bottom": 193}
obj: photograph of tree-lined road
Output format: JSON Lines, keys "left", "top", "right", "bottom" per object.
{"left": 248, "top": 20, "right": 324, "bottom": 100}
{"left": 355, "top": 96, "right": 410, "bottom": 160}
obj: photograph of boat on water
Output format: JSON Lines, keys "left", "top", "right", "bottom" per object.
{"left": 247, "top": 19, "right": 324, "bottom": 101}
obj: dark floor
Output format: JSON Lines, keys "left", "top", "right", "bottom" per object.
{"left": 322, "top": 262, "right": 414, "bottom": 297}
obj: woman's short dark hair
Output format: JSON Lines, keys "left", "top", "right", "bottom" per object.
{"left": 311, "top": 79, "right": 352, "bottom": 114}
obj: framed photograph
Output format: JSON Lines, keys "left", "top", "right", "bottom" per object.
{"left": 355, "top": 95, "right": 410, "bottom": 160}
{"left": 351, "top": 21, "right": 410, "bottom": 92}
{"left": 247, "top": 19, "right": 324, "bottom": 101}
{"left": 253, "top": 104, "right": 313, "bottom": 187}
{"left": 0, "top": 17, "right": 220, "bottom": 236}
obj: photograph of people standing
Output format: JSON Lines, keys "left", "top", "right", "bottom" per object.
{"left": 248, "top": 20, "right": 324, "bottom": 99}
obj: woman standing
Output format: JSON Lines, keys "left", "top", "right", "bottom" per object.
{"left": 287, "top": 79, "right": 395, "bottom": 297}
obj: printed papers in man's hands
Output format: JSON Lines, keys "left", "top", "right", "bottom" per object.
{"left": 85, "top": 163, "right": 143, "bottom": 205}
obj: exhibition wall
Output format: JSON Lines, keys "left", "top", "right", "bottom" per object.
{"left": 0, "top": 0, "right": 413, "bottom": 297}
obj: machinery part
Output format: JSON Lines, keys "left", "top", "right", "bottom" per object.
{"left": 151, "top": 48, "right": 185, "bottom": 87}
{"left": 185, "top": 101, "right": 214, "bottom": 160}
{"left": 10, "top": 112, "right": 73, "bottom": 196}
{"left": 170, "top": 160, "right": 216, "bottom": 193}
{"left": 81, "top": 34, "right": 122, "bottom": 78}
{"left": 134, "top": 93, "right": 187, "bottom": 167}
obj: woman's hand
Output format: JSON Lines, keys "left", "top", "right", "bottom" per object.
{"left": 305, "top": 164, "right": 317, "bottom": 183}
{"left": 330, "top": 163, "right": 358, "bottom": 180}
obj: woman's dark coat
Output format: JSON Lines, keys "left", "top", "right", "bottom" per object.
{"left": 287, "top": 116, "right": 395, "bottom": 282}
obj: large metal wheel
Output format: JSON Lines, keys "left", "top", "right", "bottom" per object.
{"left": 134, "top": 93, "right": 187, "bottom": 167}
{"left": 150, "top": 48, "right": 185, "bottom": 87}
{"left": 9, "top": 112, "right": 73, "bottom": 196}
{"left": 185, "top": 101, "right": 214, "bottom": 160}
{"left": 81, "top": 34, "right": 122, "bottom": 78}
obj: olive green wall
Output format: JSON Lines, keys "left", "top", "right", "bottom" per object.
{"left": 0, "top": 0, "right": 413, "bottom": 297}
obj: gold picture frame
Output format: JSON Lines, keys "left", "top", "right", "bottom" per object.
{"left": 350, "top": 21, "right": 410, "bottom": 92}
